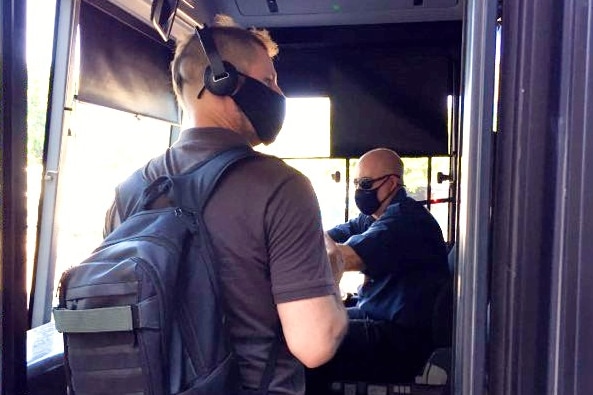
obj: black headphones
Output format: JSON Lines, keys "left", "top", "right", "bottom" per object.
{"left": 195, "top": 26, "right": 239, "bottom": 96}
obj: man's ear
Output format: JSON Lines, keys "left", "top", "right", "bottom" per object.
{"left": 390, "top": 175, "right": 400, "bottom": 192}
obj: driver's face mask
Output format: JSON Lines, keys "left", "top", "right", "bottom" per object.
{"left": 354, "top": 174, "right": 399, "bottom": 215}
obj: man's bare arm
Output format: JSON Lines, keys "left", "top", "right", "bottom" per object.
{"left": 278, "top": 236, "right": 347, "bottom": 368}
{"left": 277, "top": 293, "right": 348, "bottom": 368}
{"left": 324, "top": 233, "right": 346, "bottom": 284}
{"left": 336, "top": 244, "right": 364, "bottom": 272}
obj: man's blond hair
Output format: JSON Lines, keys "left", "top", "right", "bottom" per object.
{"left": 170, "top": 15, "right": 278, "bottom": 108}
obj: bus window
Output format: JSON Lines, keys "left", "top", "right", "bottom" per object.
{"left": 402, "top": 157, "right": 429, "bottom": 202}
{"left": 256, "top": 97, "right": 330, "bottom": 159}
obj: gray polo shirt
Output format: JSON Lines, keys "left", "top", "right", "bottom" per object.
{"left": 105, "top": 127, "right": 335, "bottom": 394}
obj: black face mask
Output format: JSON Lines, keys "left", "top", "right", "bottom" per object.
{"left": 355, "top": 189, "right": 382, "bottom": 216}
{"left": 354, "top": 178, "right": 393, "bottom": 216}
{"left": 232, "top": 73, "right": 286, "bottom": 145}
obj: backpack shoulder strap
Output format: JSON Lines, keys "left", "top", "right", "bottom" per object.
{"left": 170, "top": 145, "right": 258, "bottom": 212}
{"left": 115, "top": 145, "right": 258, "bottom": 221}
{"left": 114, "top": 168, "right": 147, "bottom": 221}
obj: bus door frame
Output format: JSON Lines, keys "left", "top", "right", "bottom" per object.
{"left": 29, "top": 0, "right": 80, "bottom": 328}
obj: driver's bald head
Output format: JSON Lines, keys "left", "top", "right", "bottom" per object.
{"left": 358, "top": 148, "right": 404, "bottom": 184}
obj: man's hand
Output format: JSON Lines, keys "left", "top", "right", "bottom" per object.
{"left": 324, "top": 233, "right": 366, "bottom": 274}
{"left": 324, "top": 233, "right": 345, "bottom": 285}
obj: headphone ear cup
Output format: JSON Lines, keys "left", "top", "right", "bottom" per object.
{"left": 203, "top": 61, "right": 239, "bottom": 96}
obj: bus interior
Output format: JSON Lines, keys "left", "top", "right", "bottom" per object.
{"left": 3, "top": 0, "right": 593, "bottom": 394}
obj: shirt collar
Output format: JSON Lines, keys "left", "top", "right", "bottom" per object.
{"left": 390, "top": 187, "right": 408, "bottom": 204}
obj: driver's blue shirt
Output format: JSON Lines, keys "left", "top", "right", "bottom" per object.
{"left": 327, "top": 188, "right": 449, "bottom": 329}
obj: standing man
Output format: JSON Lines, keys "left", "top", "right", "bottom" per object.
{"left": 104, "top": 15, "right": 347, "bottom": 395}
{"left": 308, "top": 148, "right": 450, "bottom": 393}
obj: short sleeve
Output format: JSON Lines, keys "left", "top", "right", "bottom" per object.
{"left": 345, "top": 209, "right": 409, "bottom": 278}
{"left": 265, "top": 173, "right": 337, "bottom": 304}
{"left": 327, "top": 215, "right": 371, "bottom": 243}
{"left": 327, "top": 223, "right": 352, "bottom": 243}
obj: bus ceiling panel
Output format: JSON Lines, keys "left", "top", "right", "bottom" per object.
{"left": 216, "top": 0, "right": 464, "bottom": 28}
{"left": 104, "top": 0, "right": 464, "bottom": 41}
{"left": 108, "top": 0, "right": 464, "bottom": 32}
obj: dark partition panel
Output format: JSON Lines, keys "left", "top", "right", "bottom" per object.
{"left": 490, "top": 0, "right": 560, "bottom": 393}
{"left": 271, "top": 22, "right": 461, "bottom": 158}
{"left": 1, "top": 0, "right": 28, "bottom": 394}
{"left": 490, "top": 0, "right": 593, "bottom": 393}
{"left": 330, "top": 48, "right": 453, "bottom": 157}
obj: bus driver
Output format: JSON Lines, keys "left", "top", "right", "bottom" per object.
{"left": 307, "top": 148, "right": 450, "bottom": 393}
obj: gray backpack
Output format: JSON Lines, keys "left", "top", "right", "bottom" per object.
{"left": 53, "top": 146, "right": 277, "bottom": 394}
